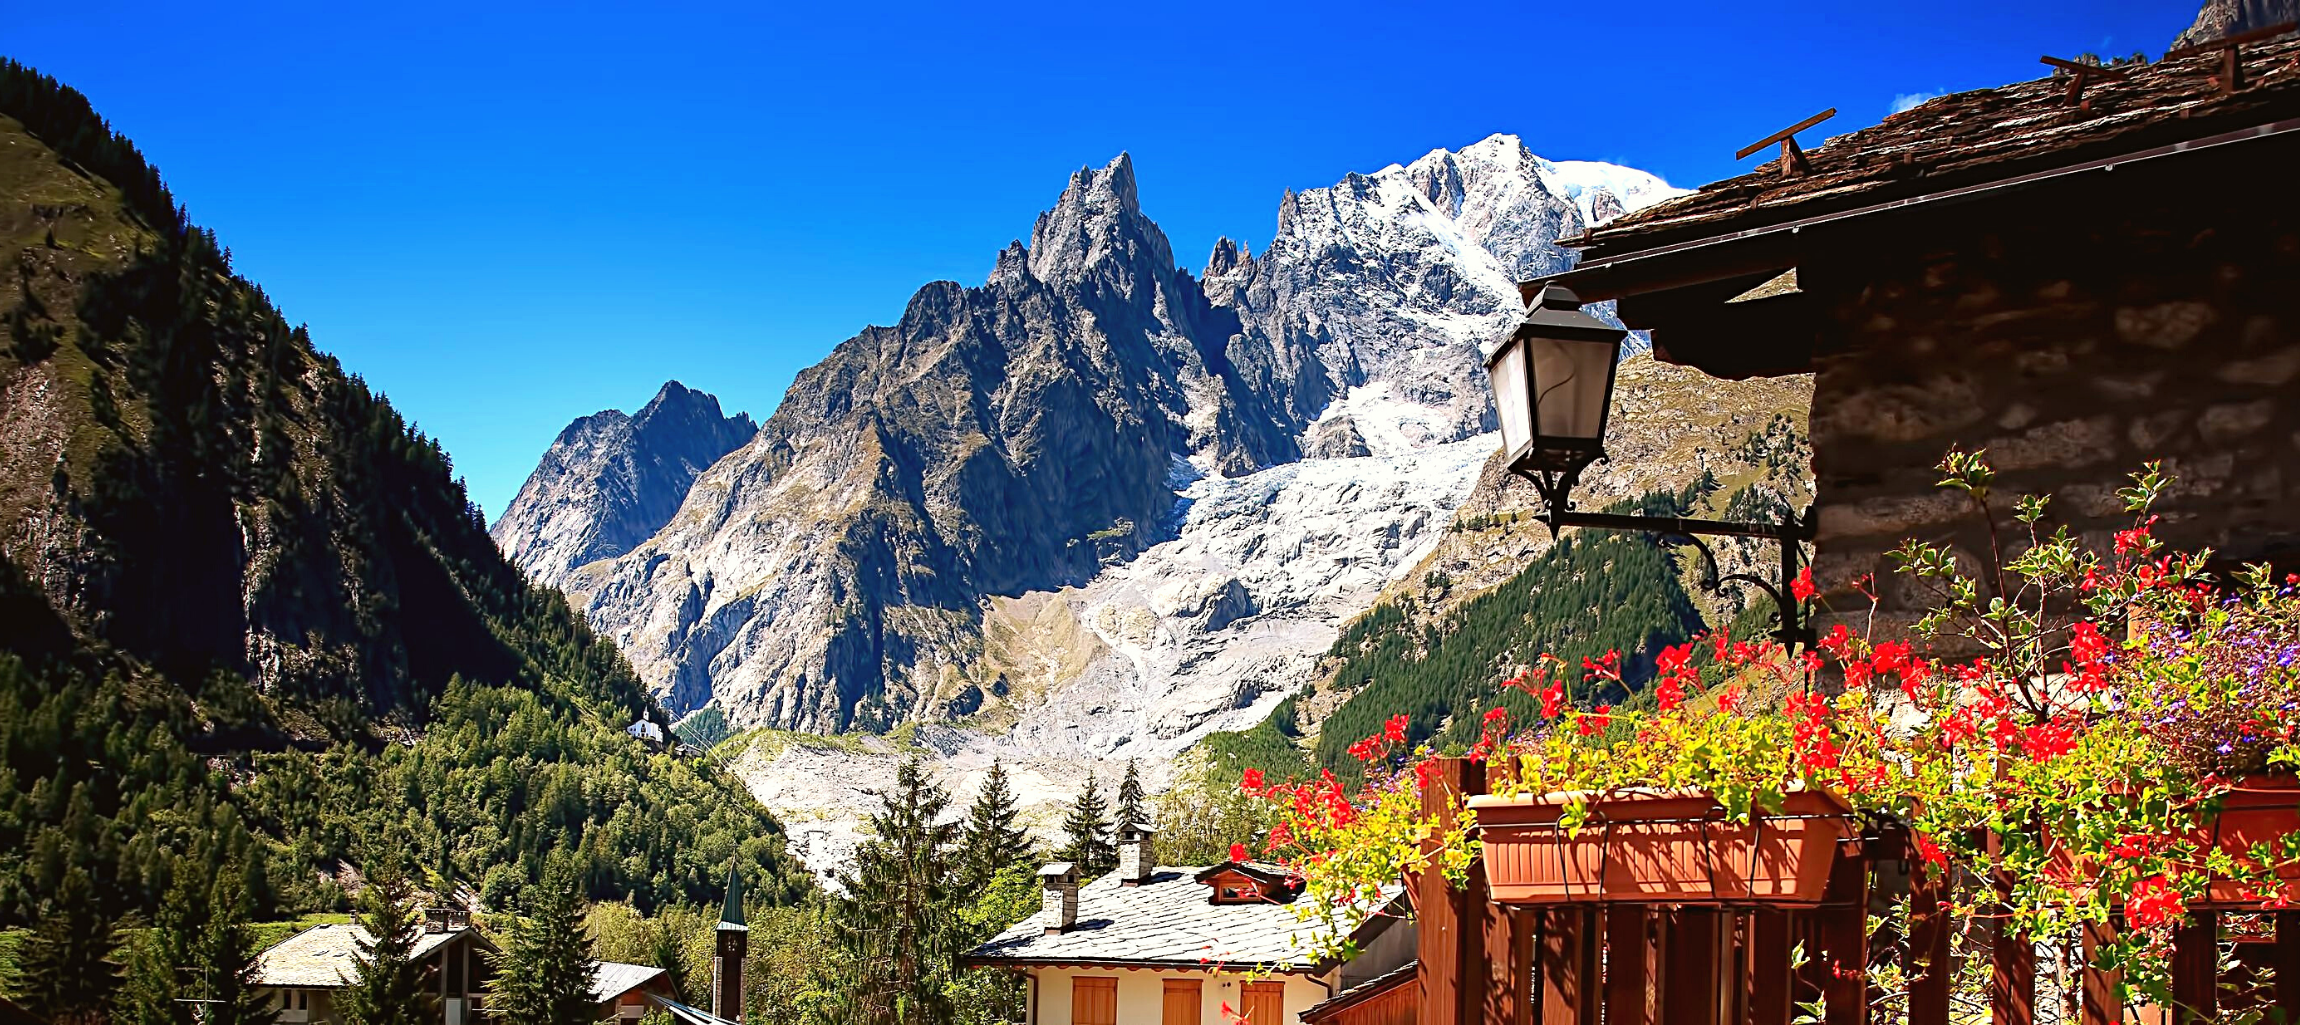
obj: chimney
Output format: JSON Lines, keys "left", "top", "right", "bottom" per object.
{"left": 713, "top": 864, "right": 748, "bottom": 1022}
{"left": 1039, "top": 862, "right": 1081, "bottom": 934}
{"left": 421, "top": 908, "right": 468, "bottom": 933}
{"left": 1116, "top": 822, "right": 1157, "bottom": 886}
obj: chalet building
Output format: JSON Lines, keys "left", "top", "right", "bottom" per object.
{"left": 591, "top": 961, "right": 678, "bottom": 1022}
{"left": 964, "top": 826, "right": 1414, "bottom": 1025}
{"left": 1393, "top": 27, "right": 2300, "bottom": 1025}
{"left": 1542, "top": 34, "right": 2300, "bottom": 636}
{"left": 252, "top": 910, "right": 494, "bottom": 1025}
{"left": 249, "top": 907, "right": 681, "bottom": 1025}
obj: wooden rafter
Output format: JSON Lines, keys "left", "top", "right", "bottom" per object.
{"left": 2039, "top": 55, "right": 2127, "bottom": 106}
{"left": 1736, "top": 108, "right": 1837, "bottom": 178}
{"left": 2163, "top": 20, "right": 2299, "bottom": 93}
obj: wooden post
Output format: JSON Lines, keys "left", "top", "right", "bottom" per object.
{"left": 1483, "top": 903, "right": 1530, "bottom": 1025}
{"left": 2171, "top": 911, "right": 2218, "bottom": 1024}
{"left": 1581, "top": 910, "right": 1603, "bottom": 1025}
{"left": 1418, "top": 757, "right": 1487, "bottom": 1025}
{"left": 1606, "top": 906, "right": 1654, "bottom": 1025}
{"left": 2278, "top": 911, "right": 2300, "bottom": 1016}
{"left": 2081, "top": 918, "right": 2123, "bottom": 1025}
{"left": 1749, "top": 909, "right": 1795, "bottom": 1025}
{"left": 1664, "top": 908, "right": 1721, "bottom": 1025}
{"left": 1989, "top": 831, "right": 2036, "bottom": 1025}
{"left": 1819, "top": 845, "right": 1871, "bottom": 1025}
{"left": 1538, "top": 909, "right": 1590, "bottom": 1025}
{"left": 1907, "top": 860, "right": 1952, "bottom": 1025}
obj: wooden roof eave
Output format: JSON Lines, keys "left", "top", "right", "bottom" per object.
{"left": 1298, "top": 962, "right": 1419, "bottom": 1024}
{"left": 1523, "top": 112, "right": 2300, "bottom": 309}
{"left": 951, "top": 953, "right": 1322, "bottom": 974}
{"left": 1622, "top": 275, "right": 1821, "bottom": 379}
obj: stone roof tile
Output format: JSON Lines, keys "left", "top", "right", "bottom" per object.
{"left": 965, "top": 867, "right": 1391, "bottom": 970}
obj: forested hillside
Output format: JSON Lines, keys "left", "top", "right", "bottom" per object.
{"left": 0, "top": 59, "right": 809, "bottom": 926}
{"left": 1308, "top": 489, "right": 1711, "bottom": 776}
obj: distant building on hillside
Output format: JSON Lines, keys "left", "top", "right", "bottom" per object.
{"left": 962, "top": 825, "right": 1414, "bottom": 1025}
{"left": 627, "top": 719, "right": 667, "bottom": 747}
{"left": 252, "top": 910, "right": 493, "bottom": 1025}
{"left": 248, "top": 907, "right": 677, "bottom": 1025}
{"left": 591, "top": 961, "right": 678, "bottom": 1021}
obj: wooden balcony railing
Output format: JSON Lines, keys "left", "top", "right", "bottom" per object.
{"left": 1411, "top": 758, "right": 2300, "bottom": 1025}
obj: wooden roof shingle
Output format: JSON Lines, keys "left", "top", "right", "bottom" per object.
{"left": 1566, "top": 35, "right": 2300, "bottom": 262}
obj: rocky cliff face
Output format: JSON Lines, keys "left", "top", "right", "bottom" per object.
{"left": 491, "top": 382, "right": 756, "bottom": 588}
{"left": 1206, "top": 134, "right": 1683, "bottom": 454}
{"left": 524, "top": 138, "right": 1682, "bottom": 743}
{"left": 502, "top": 137, "right": 1707, "bottom": 873}
{"left": 559, "top": 155, "right": 1313, "bottom": 732}
{"left": 2172, "top": 0, "right": 2300, "bottom": 48}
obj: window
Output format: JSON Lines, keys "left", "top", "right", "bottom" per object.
{"left": 1161, "top": 979, "right": 1201, "bottom": 1025}
{"left": 1240, "top": 981, "right": 1284, "bottom": 1024}
{"left": 1071, "top": 977, "right": 1116, "bottom": 1025}
{"left": 1208, "top": 872, "right": 1265, "bottom": 904}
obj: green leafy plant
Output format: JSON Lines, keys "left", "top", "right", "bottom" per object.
{"left": 1249, "top": 452, "right": 2300, "bottom": 1015}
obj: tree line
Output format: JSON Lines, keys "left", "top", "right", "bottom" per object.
{"left": 1313, "top": 488, "right": 1711, "bottom": 778}
{"left": 0, "top": 57, "right": 812, "bottom": 936}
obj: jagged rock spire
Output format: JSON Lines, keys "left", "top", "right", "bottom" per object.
{"left": 1024, "top": 152, "right": 1175, "bottom": 285}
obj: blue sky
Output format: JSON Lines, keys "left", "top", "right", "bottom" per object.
{"left": 8, "top": 0, "right": 2198, "bottom": 519}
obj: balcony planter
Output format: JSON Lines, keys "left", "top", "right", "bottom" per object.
{"left": 2041, "top": 775, "right": 2300, "bottom": 908}
{"left": 1467, "top": 787, "right": 1854, "bottom": 905}
{"left": 2198, "top": 777, "right": 2300, "bottom": 906}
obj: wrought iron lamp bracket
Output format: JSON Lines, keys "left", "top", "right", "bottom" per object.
{"left": 1512, "top": 458, "right": 1818, "bottom": 652}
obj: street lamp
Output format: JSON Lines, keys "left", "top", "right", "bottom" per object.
{"left": 1486, "top": 284, "right": 1627, "bottom": 518}
{"left": 1486, "top": 283, "right": 1817, "bottom": 650}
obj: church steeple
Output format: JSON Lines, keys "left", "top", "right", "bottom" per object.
{"left": 712, "top": 861, "right": 748, "bottom": 1021}
{"left": 719, "top": 861, "right": 746, "bottom": 928}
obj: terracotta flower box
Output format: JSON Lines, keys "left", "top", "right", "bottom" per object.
{"left": 2041, "top": 775, "right": 2300, "bottom": 908}
{"left": 1467, "top": 788, "right": 1854, "bottom": 905}
{"left": 2198, "top": 777, "right": 2300, "bottom": 906}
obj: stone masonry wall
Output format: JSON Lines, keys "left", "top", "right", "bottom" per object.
{"left": 1801, "top": 174, "right": 2299, "bottom": 642}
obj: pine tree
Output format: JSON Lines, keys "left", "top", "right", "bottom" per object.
{"left": 960, "top": 760, "right": 1033, "bottom": 888}
{"left": 336, "top": 871, "right": 431, "bottom": 1025}
{"left": 201, "top": 867, "right": 277, "bottom": 1025}
{"left": 1114, "top": 759, "right": 1146, "bottom": 834}
{"left": 16, "top": 868, "right": 120, "bottom": 1025}
{"left": 490, "top": 860, "right": 598, "bottom": 1025}
{"left": 1060, "top": 772, "right": 1114, "bottom": 876}
{"left": 826, "top": 757, "right": 959, "bottom": 1025}
{"left": 115, "top": 859, "right": 209, "bottom": 1025}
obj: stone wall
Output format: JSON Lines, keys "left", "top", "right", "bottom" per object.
{"left": 1801, "top": 174, "right": 2299, "bottom": 641}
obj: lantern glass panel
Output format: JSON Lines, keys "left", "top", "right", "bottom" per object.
{"left": 1530, "top": 334, "right": 1615, "bottom": 444}
{"left": 1487, "top": 338, "right": 1531, "bottom": 462}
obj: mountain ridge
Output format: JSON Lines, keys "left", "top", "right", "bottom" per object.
{"left": 511, "top": 135, "right": 1685, "bottom": 739}
{"left": 496, "top": 135, "right": 1720, "bottom": 874}
{"left": 491, "top": 380, "right": 757, "bottom": 588}
{"left": 0, "top": 61, "right": 809, "bottom": 921}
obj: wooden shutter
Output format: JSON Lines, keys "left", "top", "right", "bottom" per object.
{"left": 1242, "top": 981, "right": 1286, "bottom": 1023}
{"left": 1073, "top": 977, "right": 1118, "bottom": 1025}
{"left": 1163, "top": 979, "right": 1202, "bottom": 1025}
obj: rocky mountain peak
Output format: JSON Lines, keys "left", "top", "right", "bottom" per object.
{"left": 2172, "top": 0, "right": 2300, "bottom": 48}
{"left": 1026, "top": 152, "right": 1175, "bottom": 286}
{"left": 636, "top": 380, "right": 755, "bottom": 437}
{"left": 507, "top": 137, "right": 1689, "bottom": 749}
{"left": 491, "top": 380, "right": 756, "bottom": 587}
{"left": 990, "top": 239, "right": 1031, "bottom": 286}
{"left": 1205, "top": 236, "right": 1249, "bottom": 278}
